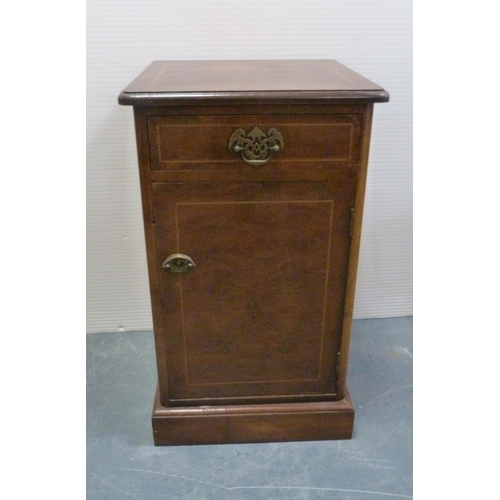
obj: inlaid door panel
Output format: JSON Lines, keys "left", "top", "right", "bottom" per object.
{"left": 152, "top": 180, "right": 355, "bottom": 405}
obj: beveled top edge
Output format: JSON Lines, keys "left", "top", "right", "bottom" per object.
{"left": 118, "top": 89, "right": 390, "bottom": 106}
{"left": 118, "top": 60, "right": 389, "bottom": 105}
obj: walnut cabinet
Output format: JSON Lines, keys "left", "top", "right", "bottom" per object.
{"left": 118, "top": 60, "right": 389, "bottom": 445}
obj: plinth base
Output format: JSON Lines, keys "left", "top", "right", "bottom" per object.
{"left": 152, "top": 387, "right": 354, "bottom": 446}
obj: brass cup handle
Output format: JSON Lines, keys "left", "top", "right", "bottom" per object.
{"left": 229, "top": 126, "right": 284, "bottom": 167}
{"left": 162, "top": 254, "right": 195, "bottom": 274}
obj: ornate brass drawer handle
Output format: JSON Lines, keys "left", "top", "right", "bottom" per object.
{"left": 162, "top": 254, "right": 195, "bottom": 274}
{"left": 229, "top": 126, "right": 284, "bottom": 166}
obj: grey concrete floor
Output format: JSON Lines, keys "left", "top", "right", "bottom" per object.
{"left": 87, "top": 317, "right": 412, "bottom": 499}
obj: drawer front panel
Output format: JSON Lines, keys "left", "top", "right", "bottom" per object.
{"left": 148, "top": 115, "right": 361, "bottom": 170}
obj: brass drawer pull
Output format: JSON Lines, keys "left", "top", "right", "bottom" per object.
{"left": 162, "top": 254, "right": 195, "bottom": 274}
{"left": 229, "top": 126, "right": 284, "bottom": 166}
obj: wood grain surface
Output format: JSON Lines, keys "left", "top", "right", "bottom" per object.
{"left": 152, "top": 179, "right": 355, "bottom": 406}
{"left": 152, "top": 386, "right": 354, "bottom": 445}
{"left": 148, "top": 114, "right": 361, "bottom": 170}
{"left": 118, "top": 60, "right": 389, "bottom": 104}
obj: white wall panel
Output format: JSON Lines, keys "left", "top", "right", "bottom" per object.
{"left": 87, "top": 0, "right": 412, "bottom": 333}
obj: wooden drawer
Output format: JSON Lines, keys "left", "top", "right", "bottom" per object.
{"left": 148, "top": 114, "right": 362, "bottom": 171}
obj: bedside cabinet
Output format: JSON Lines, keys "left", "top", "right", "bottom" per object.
{"left": 118, "top": 60, "right": 389, "bottom": 445}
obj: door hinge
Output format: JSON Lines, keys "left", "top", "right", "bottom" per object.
{"left": 349, "top": 208, "right": 355, "bottom": 237}
{"left": 335, "top": 351, "right": 341, "bottom": 377}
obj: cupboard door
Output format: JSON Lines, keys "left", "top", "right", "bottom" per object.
{"left": 152, "top": 179, "right": 355, "bottom": 406}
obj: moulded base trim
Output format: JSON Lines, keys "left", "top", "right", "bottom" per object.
{"left": 152, "top": 385, "right": 354, "bottom": 445}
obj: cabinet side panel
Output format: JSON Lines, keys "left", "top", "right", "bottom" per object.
{"left": 133, "top": 108, "right": 170, "bottom": 402}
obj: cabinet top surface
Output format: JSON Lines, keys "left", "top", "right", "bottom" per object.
{"left": 118, "top": 60, "right": 389, "bottom": 105}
